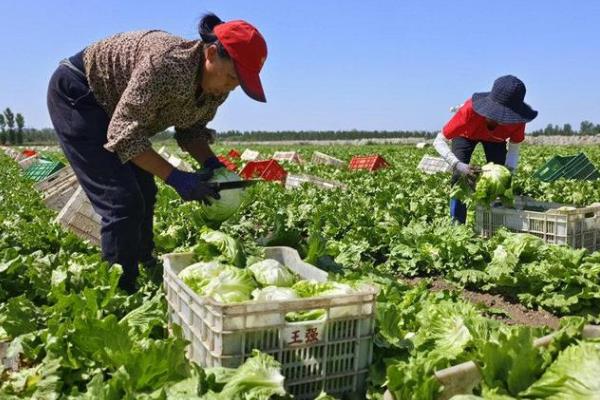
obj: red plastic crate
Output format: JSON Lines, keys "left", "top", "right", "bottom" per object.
{"left": 22, "top": 149, "right": 37, "bottom": 158}
{"left": 227, "top": 149, "right": 241, "bottom": 159}
{"left": 348, "top": 155, "right": 390, "bottom": 171}
{"left": 239, "top": 159, "right": 287, "bottom": 182}
{"left": 217, "top": 156, "right": 238, "bottom": 172}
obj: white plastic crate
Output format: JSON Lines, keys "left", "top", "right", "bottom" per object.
{"left": 44, "top": 181, "right": 79, "bottom": 212}
{"left": 417, "top": 155, "right": 452, "bottom": 174}
{"left": 34, "top": 165, "right": 74, "bottom": 192}
{"left": 285, "top": 174, "right": 347, "bottom": 191}
{"left": 157, "top": 146, "right": 170, "bottom": 158}
{"left": 3, "top": 147, "right": 25, "bottom": 161}
{"left": 56, "top": 186, "right": 101, "bottom": 246}
{"left": 384, "top": 324, "right": 600, "bottom": 400}
{"left": 163, "top": 246, "right": 378, "bottom": 399}
{"left": 241, "top": 149, "right": 261, "bottom": 161}
{"left": 311, "top": 151, "right": 345, "bottom": 169}
{"left": 273, "top": 151, "right": 302, "bottom": 164}
{"left": 1, "top": 341, "right": 19, "bottom": 371}
{"left": 167, "top": 155, "right": 193, "bottom": 172}
{"left": 475, "top": 196, "right": 600, "bottom": 251}
{"left": 18, "top": 154, "right": 39, "bottom": 170}
{"left": 415, "top": 142, "right": 430, "bottom": 149}
{"left": 157, "top": 147, "right": 193, "bottom": 172}
{"left": 35, "top": 166, "right": 79, "bottom": 211}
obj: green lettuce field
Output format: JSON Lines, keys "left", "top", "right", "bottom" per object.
{"left": 1, "top": 143, "right": 600, "bottom": 399}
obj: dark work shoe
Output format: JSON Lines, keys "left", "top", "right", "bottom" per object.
{"left": 118, "top": 276, "right": 139, "bottom": 294}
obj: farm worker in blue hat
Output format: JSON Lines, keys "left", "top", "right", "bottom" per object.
{"left": 433, "top": 75, "right": 538, "bottom": 224}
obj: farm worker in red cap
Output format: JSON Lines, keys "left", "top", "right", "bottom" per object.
{"left": 433, "top": 75, "right": 537, "bottom": 224}
{"left": 46, "top": 13, "right": 267, "bottom": 292}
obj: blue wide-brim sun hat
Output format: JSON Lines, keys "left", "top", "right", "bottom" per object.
{"left": 472, "top": 75, "right": 538, "bottom": 124}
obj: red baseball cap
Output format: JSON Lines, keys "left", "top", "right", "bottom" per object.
{"left": 214, "top": 20, "right": 268, "bottom": 102}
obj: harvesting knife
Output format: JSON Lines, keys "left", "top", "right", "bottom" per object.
{"left": 208, "top": 180, "right": 260, "bottom": 191}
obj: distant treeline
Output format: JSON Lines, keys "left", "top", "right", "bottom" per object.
{"left": 8, "top": 122, "right": 600, "bottom": 145}
{"left": 15, "top": 128, "right": 58, "bottom": 144}
{"left": 217, "top": 130, "right": 437, "bottom": 141}
{"left": 0, "top": 108, "right": 26, "bottom": 145}
{"left": 528, "top": 121, "right": 600, "bottom": 136}
{"left": 220, "top": 121, "right": 600, "bottom": 141}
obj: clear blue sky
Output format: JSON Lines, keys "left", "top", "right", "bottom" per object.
{"left": 1, "top": 0, "right": 599, "bottom": 132}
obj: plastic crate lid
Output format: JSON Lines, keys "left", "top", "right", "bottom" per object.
{"left": 24, "top": 161, "right": 65, "bottom": 181}
{"left": 533, "top": 153, "right": 598, "bottom": 182}
{"left": 562, "top": 153, "right": 600, "bottom": 180}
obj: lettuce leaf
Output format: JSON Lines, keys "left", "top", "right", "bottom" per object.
{"left": 521, "top": 341, "right": 600, "bottom": 399}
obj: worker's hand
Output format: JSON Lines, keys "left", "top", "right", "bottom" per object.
{"left": 455, "top": 162, "right": 481, "bottom": 189}
{"left": 165, "top": 168, "right": 220, "bottom": 203}
{"left": 204, "top": 155, "right": 226, "bottom": 171}
{"left": 455, "top": 162, "right": 480, "bottom": 177}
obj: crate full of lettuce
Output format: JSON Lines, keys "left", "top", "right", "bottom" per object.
{"left": 162, "top": 230, "right": 378, "bottom": 400}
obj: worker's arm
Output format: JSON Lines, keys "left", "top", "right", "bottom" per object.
{"left": 433, "top": 131, "right": 480, "bottom": 177}
{"left": 505, "top": 124, "right": 525, "bottom": 172}
{"left": 436, "top": 100, "right": 473, "bottom": 168}
{"left": 178, "top": 135, "right": 216, "bottom": 166}
{"left": 505, "top": 141, "right": 521, "bottom": 171}
{"left": 433, "top": 131, "right": 460, "bottom": 169}
{"left": 176, "top": 130, "right": 224, "bottom": 170}
{"left": 131, "top": 147, "right": 219, "bottom": 202}
{"left": 174, "top": 96, "right": 227, "bottom": 169}
{"left": 104, "top": 54, "right": 186, "bottom": 164}
{"left": 131, "top": 148, "right": 173, "bottom": 181}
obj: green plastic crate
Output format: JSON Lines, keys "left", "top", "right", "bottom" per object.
{"left": 24, "top": 161, "right": 65, "bottom": 182}
{"left": 533, "top": 152, "right": 600, "bottom": 182}
{"left": 39, "top": 154, "right": 57, "bottom": 162}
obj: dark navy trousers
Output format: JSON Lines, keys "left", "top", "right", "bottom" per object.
{"left": 47, "top": 51, "right": 157, "bottom": 291}
{"left": 450, "top": 137, "right": 507, "bottom": 224}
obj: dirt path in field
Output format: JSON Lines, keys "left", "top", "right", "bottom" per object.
{"left": 404, "top": 277, "right": 561, "bottom": 329}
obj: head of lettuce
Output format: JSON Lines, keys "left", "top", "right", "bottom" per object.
{"left": 202, "top": 168, "right": 250, "bottom": 222}
{"left": 475, "top": 163, "right": 514, "bottom": 206}
{"left": 451, "top": 162, "right": 514, "bottom": 207}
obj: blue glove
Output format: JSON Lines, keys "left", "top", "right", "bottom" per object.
{"left": 166, "top": 168, "right": 220, "bottom": 203}
{"left": 204, "top": 156, "right": 226, "bottom": 171}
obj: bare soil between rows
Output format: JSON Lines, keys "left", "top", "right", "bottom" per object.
{"left": 403, "top": 276, "right": 560, "bottom": 329}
